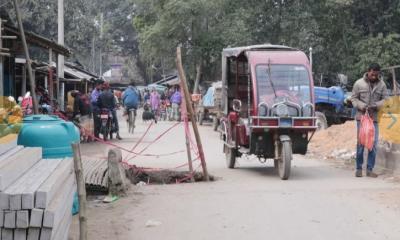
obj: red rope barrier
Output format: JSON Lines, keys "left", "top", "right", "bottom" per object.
{"left": 123, "top": 122, "right": 154, "bottom": 162}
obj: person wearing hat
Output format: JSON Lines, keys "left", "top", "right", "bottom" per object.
{"left": 97, "top": 82, "right": 122, "bottom": 140}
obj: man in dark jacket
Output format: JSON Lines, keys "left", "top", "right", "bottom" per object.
{"left": 351, "top": 63, "right": 388, "bottom": 178}
{"left": 72, "top": 91, "right": 91, "bottom": 118}
{"left": 98, "top": 82, "right": 122, "bottom": 140}
{"left": 91, "top": 80, "right": 103, "bottom": 138}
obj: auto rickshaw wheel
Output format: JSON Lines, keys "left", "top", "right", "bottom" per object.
{"left": 225, "top": 146, "right": 236, "bottom": 169}
{"left": 278, "top": 141, "right": 292, "bottom": 180}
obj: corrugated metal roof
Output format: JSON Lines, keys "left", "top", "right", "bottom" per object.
{"left": 64, "top": 65, "right": 96, "bottom": 82}
{"left": 4, "top": 24, "right": 71, "bottom": 57}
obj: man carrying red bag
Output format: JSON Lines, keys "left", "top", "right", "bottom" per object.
{"left": 351, "top": 63, "right": 388, "bottom": 178}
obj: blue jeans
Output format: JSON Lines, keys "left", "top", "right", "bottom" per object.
{"left": 356, "top": 121, "right": 379, "bottom": 171}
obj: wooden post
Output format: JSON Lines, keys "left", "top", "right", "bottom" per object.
{"left": 48, "top": 48, "right": 54, "bottom": 101}
{"left": 72, "top": 143, "right": 88, "bottom": 240}
{"left": 176, "top": 47, "right": 209, "bottom": 181}
{"left": 21, "top": 64, "right": 26, "bottom": 96}
{"left": 181, "top": 95, "right": 195, "bottom": 182}
{"left": 13, "top": 0, "right": 39, "bottom": 114}
{"left": 0, "top": 18, "right": 3, "bottom": 97}
{"left": 185, "top": 134, "right": 195, "bottom": 182}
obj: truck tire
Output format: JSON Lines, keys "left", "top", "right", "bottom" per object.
{"left": 315, "top": 111, "right": 328, "bottom": 130}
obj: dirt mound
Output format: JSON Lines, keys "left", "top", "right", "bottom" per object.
{"left": 309, "top": 121, "right": 357, "bottom": 158}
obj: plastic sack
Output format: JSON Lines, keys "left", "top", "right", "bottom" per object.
{"left": 359, "top": 112, "right": 375, "bottom": 151}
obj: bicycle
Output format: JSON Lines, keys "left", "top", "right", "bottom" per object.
{"left": 128, "top": 108, "right": 137, "bottom": 134}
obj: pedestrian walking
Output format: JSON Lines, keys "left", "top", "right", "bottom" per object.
{"left": 150, "top": 88, "right": 160, "bottom": 118}
{"left": 351, "top": 63, "right": 388, "bottom": 178}
{"left": 144, "top": 90, "right": 150, "bottom": 104}
{"left": 170, "top": 86, "right": 182, "bottom": 121}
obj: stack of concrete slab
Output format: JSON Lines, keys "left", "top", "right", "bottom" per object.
{"left": 0, "top": 140, "right": 76, "bottom": 240}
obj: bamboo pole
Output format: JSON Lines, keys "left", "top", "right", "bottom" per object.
{"left": 185, "top": 131, "right": 195, "bottom": 182}
{"left": 179, "top": 83, "right": 195, "bottom": 182}
{"left": 72, "top": 143, "right": 88, "bottom": 240}
{"left": 13, "top": 0, "right": 39, "bottom": 114}
{"left": 176, "top": 47, "right": 209, "bottom": 181}
{"left": 180, "top": 85, "right": 195, "bottom": 182}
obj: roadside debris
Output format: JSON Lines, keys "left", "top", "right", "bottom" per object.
{"left": 309, "top": 121, "right": 357, "bottom": 160}
{"left": 136, "top": 181, "right": 147, "bottom": 187}
{"left": 125, "top": 167, "right": 216, "bottom": 185}
{"left": 103, "top": 195, "right": 119, "bottom": 203}
{"left": 145, "top": 220, "right": 162, "bottom": 228}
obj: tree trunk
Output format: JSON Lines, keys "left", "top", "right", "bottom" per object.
{"left": 192, "top": 61, "right": 202, "bottom": 94}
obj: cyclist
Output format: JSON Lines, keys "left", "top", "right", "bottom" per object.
{"left": 122, "top": 82, "right": 140, "bottom": 126}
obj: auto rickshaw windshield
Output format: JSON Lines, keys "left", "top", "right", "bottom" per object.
{"left": 256, "top": 64, "right": 312, "bottom": 106}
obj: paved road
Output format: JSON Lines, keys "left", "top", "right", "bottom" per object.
{"left": 74, "top": 117, "right": 400, "bottom": 240}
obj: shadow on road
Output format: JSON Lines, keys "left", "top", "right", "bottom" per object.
{"left": 236, "top": 165, "right": 345, "bottom": 181}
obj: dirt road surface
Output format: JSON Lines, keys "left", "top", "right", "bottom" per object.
{"left": 70, "top": 116, "right": 400, "bottom": 240}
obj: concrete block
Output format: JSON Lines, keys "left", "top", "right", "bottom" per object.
{"left": 0, "top": 135, "right": 17, "bottom": 156}
{"left": 3, "top": 159, "right": 61, "bottom": 211}
{"left": 43, "top": 179, "right": 75, "bottom": 228}
{"left": 35, "top": 159, "right": 73, "bottom": 209}
{"left": 0, "top": 148, "right": 42, "bottom": 191}
{"left": 0, "top": 192, "right": 9, "bottom": 210}
{"left": 0, "top": 146, "right": 24, "bottom": 165}
{"left": 4, "top": 210, "right": 15, "bottom": 229}
{"left": 9, "top": 194, "right": 22, "bottom": 210}
{"left": 21, "top": 160, "right": 62, "bottom": 209}
{"left": 53, "top": 213, "right": 72, "bottom": 240}
{"left": 29, "top": 209, "right": 43, "bottom": 228}
{"left": 108, "top": 148, "right": 128, "bottom": 195}
{"left": 14, "top": 229, "right": 27, "bottom": 240}
{"left": 27, "top": 228, "right": 40, "bottom": 240}
{"left": 45, "top": 198, "right": 73, "bottom": 240}
{"left": 39, "top": 228, "right": 51, "bottom": 240}
{"left": 1, "top": 228, "right": 13, "bottom": 240}
{"left": 16, "top": 210, "right": 29, "bottom": 229}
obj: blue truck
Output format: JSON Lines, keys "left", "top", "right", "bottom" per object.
{"left": 314, "top": 86, "right": 354, "bottom": 130}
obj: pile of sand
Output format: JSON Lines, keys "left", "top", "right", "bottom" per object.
{"left": 308, "top": 121, "right": 357, "bottom": 158}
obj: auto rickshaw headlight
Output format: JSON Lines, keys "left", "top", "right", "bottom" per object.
{"left": 276, "top": 104, "right": 289, "bottom": 117}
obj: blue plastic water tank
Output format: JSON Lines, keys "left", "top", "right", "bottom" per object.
{"left": 17, "top": 115, "right": 80, "bottom": 159}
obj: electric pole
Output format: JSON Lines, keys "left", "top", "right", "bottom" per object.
{"left": 13, "top": 0, "right": 39, "bottom": 113}
{"left": 0, "top": 18, "right": 4, "bottom": 96}
{"left": 99, "top": 13, "right": 103, "bottom": 77}
{"left": 57, "top": 0, "right": 65, "bottom": 110}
